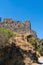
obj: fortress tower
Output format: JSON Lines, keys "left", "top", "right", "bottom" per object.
{"left": 25, "top": 20, "right": 31, "bottom": 29}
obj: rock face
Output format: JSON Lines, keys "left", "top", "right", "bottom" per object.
{"left": 0, "top": 43, "right": 25, "bottom": 65}
{"left": 0, "top": 28, "right": 39, "bottom": 65}
{"left": 0, "top": 18, "right": 37, "bottom": 38}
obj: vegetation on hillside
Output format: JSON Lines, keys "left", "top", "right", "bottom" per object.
{"left": 0, "top": 28, "right": 16, "bottom": 37}
{"left": 0, "top": 28, "right": 43, "bottom": 65}
{"left": 0, "top": 28, "right": 16, "bottom": 45}
{"left": 27, "top": 35, "right": 43, "bottom": 56}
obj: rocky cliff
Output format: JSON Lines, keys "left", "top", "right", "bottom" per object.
{"left": 0, "top": 18, "right": 43, "bottom": 65}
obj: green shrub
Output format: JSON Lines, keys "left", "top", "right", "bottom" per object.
{"left": 0, "top": 28, "right": 16, "bottom": 38}
{"left": 27, "top": 36, "right": 39, "bottom": 51}
{"left": 0, "top": 28, "right": 16, "bottom": 45}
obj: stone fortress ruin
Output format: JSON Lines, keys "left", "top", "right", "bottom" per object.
{"left": 0, "top": 18, "right": 37, "bottom": 38}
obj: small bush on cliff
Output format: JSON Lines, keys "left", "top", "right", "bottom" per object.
{"left": 0, "top": 28, "right": 16, "bottom": 38}
{"left": 27, "top": 35, "right": 38, "bottom": 51}
{"left": 39, "top": 39, "right": 43, "bottom": 56}
{"left": 0, "top": 28, "right": 16, "bottom": 45}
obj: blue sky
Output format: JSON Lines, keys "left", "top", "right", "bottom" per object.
{"left": 0, "top": 0, "right": 43, "bottom": 39}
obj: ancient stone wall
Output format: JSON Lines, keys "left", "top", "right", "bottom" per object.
{"left": 0, "top": 18, "right": 37, "bottom": 37}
